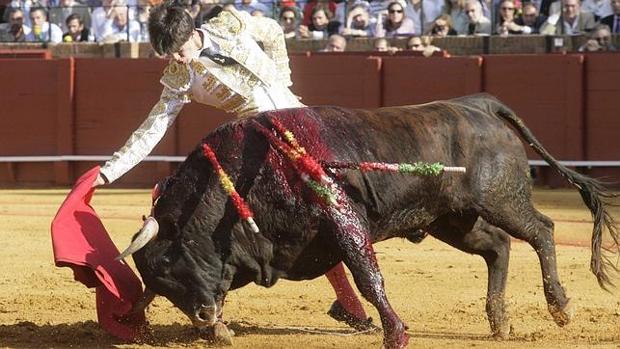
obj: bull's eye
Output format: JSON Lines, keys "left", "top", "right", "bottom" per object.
{"left": 161, "top": 256, "right": 172, "bottom": 265}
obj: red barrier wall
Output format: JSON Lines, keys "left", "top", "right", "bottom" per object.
{"left": 583, "top": 53, "right": 620, "bottom": 180}
{"left": 73, "top": 58, "right": 171, "bottom": 185}
{"left": 0, "top": 58, "right": 73, "bottom": 184}
{"left": 382, "top": 56, "right": 483, "bottom": 106}
{"left": 0, "top": 54, "right": 618, "bottom": 187}
{"left": 289, "top": 55, "right": 382, "bottom": 108}
{"left": 483, "top": 54, "right": 585, "bottom": 162}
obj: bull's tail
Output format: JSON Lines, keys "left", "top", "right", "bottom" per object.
{"left": 493, "top": 101, "right": 619, "bottom": 290}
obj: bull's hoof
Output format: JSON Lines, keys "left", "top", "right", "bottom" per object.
{"left": 491, "top": 323, "right": 512, "bottom": 340}
{"left": 198, "top": 321, "right": 234, "bottom": 345}
{"left": 548, "top": 299, "right": 575, "bottom": 327}
{"left": 383, "top": 330, "right": 409, "bottom": 349}
{"left": 327, "top": 301, "right": 381, "bottom": 332}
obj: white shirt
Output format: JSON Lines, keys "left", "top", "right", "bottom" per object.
{"left": 581, "top": 0, "right": 613, "bottom": 18}
{"left": 25, "top": 22, "right": 62, "bottom": 43}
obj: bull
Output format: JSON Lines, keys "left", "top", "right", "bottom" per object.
{"left": 119, "top": 94, "right": 618, "bottom": 348}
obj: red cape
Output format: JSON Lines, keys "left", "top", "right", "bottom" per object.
{"left": 51, "top": 166, "right": 146, "bottom": 341}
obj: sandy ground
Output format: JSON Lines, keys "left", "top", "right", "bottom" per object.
{"left": 0, "top": 188, "right": 619, "bottom": 348}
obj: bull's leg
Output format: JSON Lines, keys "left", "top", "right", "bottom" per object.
{"left": 327, "top": 209, "right": 408, "bottom": 348}
{"left": 481, "top": 205, "right": 573, "bottom": 327}
{"left": 427, "top": 216, "right": 512, "bottom": 339}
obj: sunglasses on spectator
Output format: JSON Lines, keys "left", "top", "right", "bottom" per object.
{"left": 501, "top": 6, "right": 515, "bottom": 10}
{"left": 388, "top": 9, "right": 403, "bottom": 13}
{"left": 282, "top": 16, "right": 295, "bottom": 21}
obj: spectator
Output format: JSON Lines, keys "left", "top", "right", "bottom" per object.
{"left": 302, "top": 0, "right": 337, "bottom": 26}
{"left": 579, "top": 23, "right": 616, "bottom": 50}
{"left": 544, "top": 0, "right": 596, "bottom": 34}
{"left": 514, "top": 2, "right": 547, "bottom": 33}
{"left": 600, "top": 0, "right": 620, "bottom": 33}
{"left": 236, "top": 0, "right": 272, "bottom": 18}
{"left": 445, "top": 0, "right": 469, "bottom": 34}
{"left": 322, "top": 33, "right": 346, "bottom": 51}
{"left": 430, "top": 13, "right": 458, "bottom": 37}
{"left": 26, "top": 7, "right": 62, "bottom": 42}
{"left": 299, "top": 4, "right": 340, "bottom": 39}
{"left": 279, "top": 6, "right": 298, "bottom": 39}
{"left": 62, "top": 12, "right": 90, "bottom": 41}
{"left": 496, "top": 0, "right": 521, "bottom": 34}
{"left": 406, "top": 34, "right": 442, "bottom": 55}
{"left": 334, "top": 0, "right": 370, "bottom": 25}
{"left": 342, "top": 4, "right": 372, "bottom": 36}
{"left": 91, "top": 0, "right": 125, "bottom": 42}
{"left": 581, "top": 0, "right": 612, "bottom": 19}
{"left": 4, "top": 0, "right": 44, "bottom": 27}
{"left": 374, "top": 1, "right": 415, "bottom": 37}
{"left": 404, "top": 0, "right": 445, "bottom": 33}
{"left": 464, "top": 0, "right": 492, "bottom": 34}
{"left": 0, "top": 7, "right": 30, "bottom": 41}
{"left": 101, "top": 6, "right": 140, "bottom": 42}
{"left": 373, "top": 36, "right": 401, "bottom": 52}
{"left": 48, "top": 0, "right": 91, "bottom": 32}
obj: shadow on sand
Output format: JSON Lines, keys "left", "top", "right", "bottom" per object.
{"left": 0, "top": 320, "right": 501, "bottom": 348}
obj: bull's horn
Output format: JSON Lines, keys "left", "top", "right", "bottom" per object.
{"left": 116, "top": 217, "right": 159, "bottom": 260}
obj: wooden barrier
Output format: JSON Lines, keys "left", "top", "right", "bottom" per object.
{"left": 483, "top": 54, "right": 585, "bottom": 162}
{"left": 0, "top": 58, "right": 72, "bottom": 185}
{"left": 583, "top": 52, "right": 620, "bottom": 181}
{"left": 289, "top": 55, "right": 382, "bottom": 108}
{"left": 73, "top": 58, "right": 170, "bottom": 186}
{"left": 0, "top": 54, "right": 618, "bottom": 187}
{"left": 382, "top": 56, "right": 483, "bottom": 106}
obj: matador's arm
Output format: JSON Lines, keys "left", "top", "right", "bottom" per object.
{"left": 242, "top": 12, "right": 293, "bottom": 87}
{"left": 100, "top": 62, "right": 192, "bottom": 183}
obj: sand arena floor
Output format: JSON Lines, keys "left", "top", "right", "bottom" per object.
{"left": 0, "top": 188, "right": 619, "bottom": 348}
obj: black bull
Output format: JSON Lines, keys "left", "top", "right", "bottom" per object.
{"left": 125, "top": 94, "right": 618, "bottom": 348}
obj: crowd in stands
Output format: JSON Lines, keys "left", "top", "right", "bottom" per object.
{"left": 0, "top": 0, "right": 618, "bottom": 52}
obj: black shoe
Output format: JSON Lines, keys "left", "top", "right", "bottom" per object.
{"left": 327, "top": 300, "right": 381, "bottom": 332}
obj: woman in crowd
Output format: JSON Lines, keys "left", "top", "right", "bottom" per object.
{"left": 278, "top": 6, "right": 299, "bottom": 39}
{"left": 430, "top": 13, "right": 457, "bottom": 37}
{"left": 374, "top": 1, "right": 415, "bottom": 37}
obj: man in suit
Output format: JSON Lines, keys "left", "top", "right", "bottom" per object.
{"left": 514, "top": 2, "right": 548, "bottom": 33}
{"left": 600, "top": 0, "right": 620, "bottom": 33}
{"left": 555, "top": 0, "right": 596, "bottom": 34}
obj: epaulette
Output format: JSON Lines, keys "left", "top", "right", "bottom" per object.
{"left": 204, "top": 9, "right": 245, "bottom": 39}
{"left": 160, "top": 61, "right": 192, "bottom": 92}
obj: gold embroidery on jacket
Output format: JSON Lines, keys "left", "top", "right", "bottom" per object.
{"left": 151, "top": 100, "right": 167, "bottom": 115}
{"left": 161, "top": 61, "right": 191, "bottom": 91}
{"left": 207, "top": 10, "right": 244, "bottom": 38}
{"left": 190, "top": 60, "right": 207, "bottom": 76}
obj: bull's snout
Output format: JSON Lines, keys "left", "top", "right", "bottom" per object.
{"left": 192, "top": 304, "right": 218, "bottom": 327}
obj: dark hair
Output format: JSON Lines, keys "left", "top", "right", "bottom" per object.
{"left": 312, "top": 4, "right": 333, "bottom": 19}
{"left": 148, "top": 0, "right": 196, "bottom": 55}
{"left": 30, "top": 6, "right": 47, "bottom": 19}
{"left": 279, "top": 6, "right": 297, "bottom": 20}
{"left": 65, "top": 13, "right": 83, "bottom": 25}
